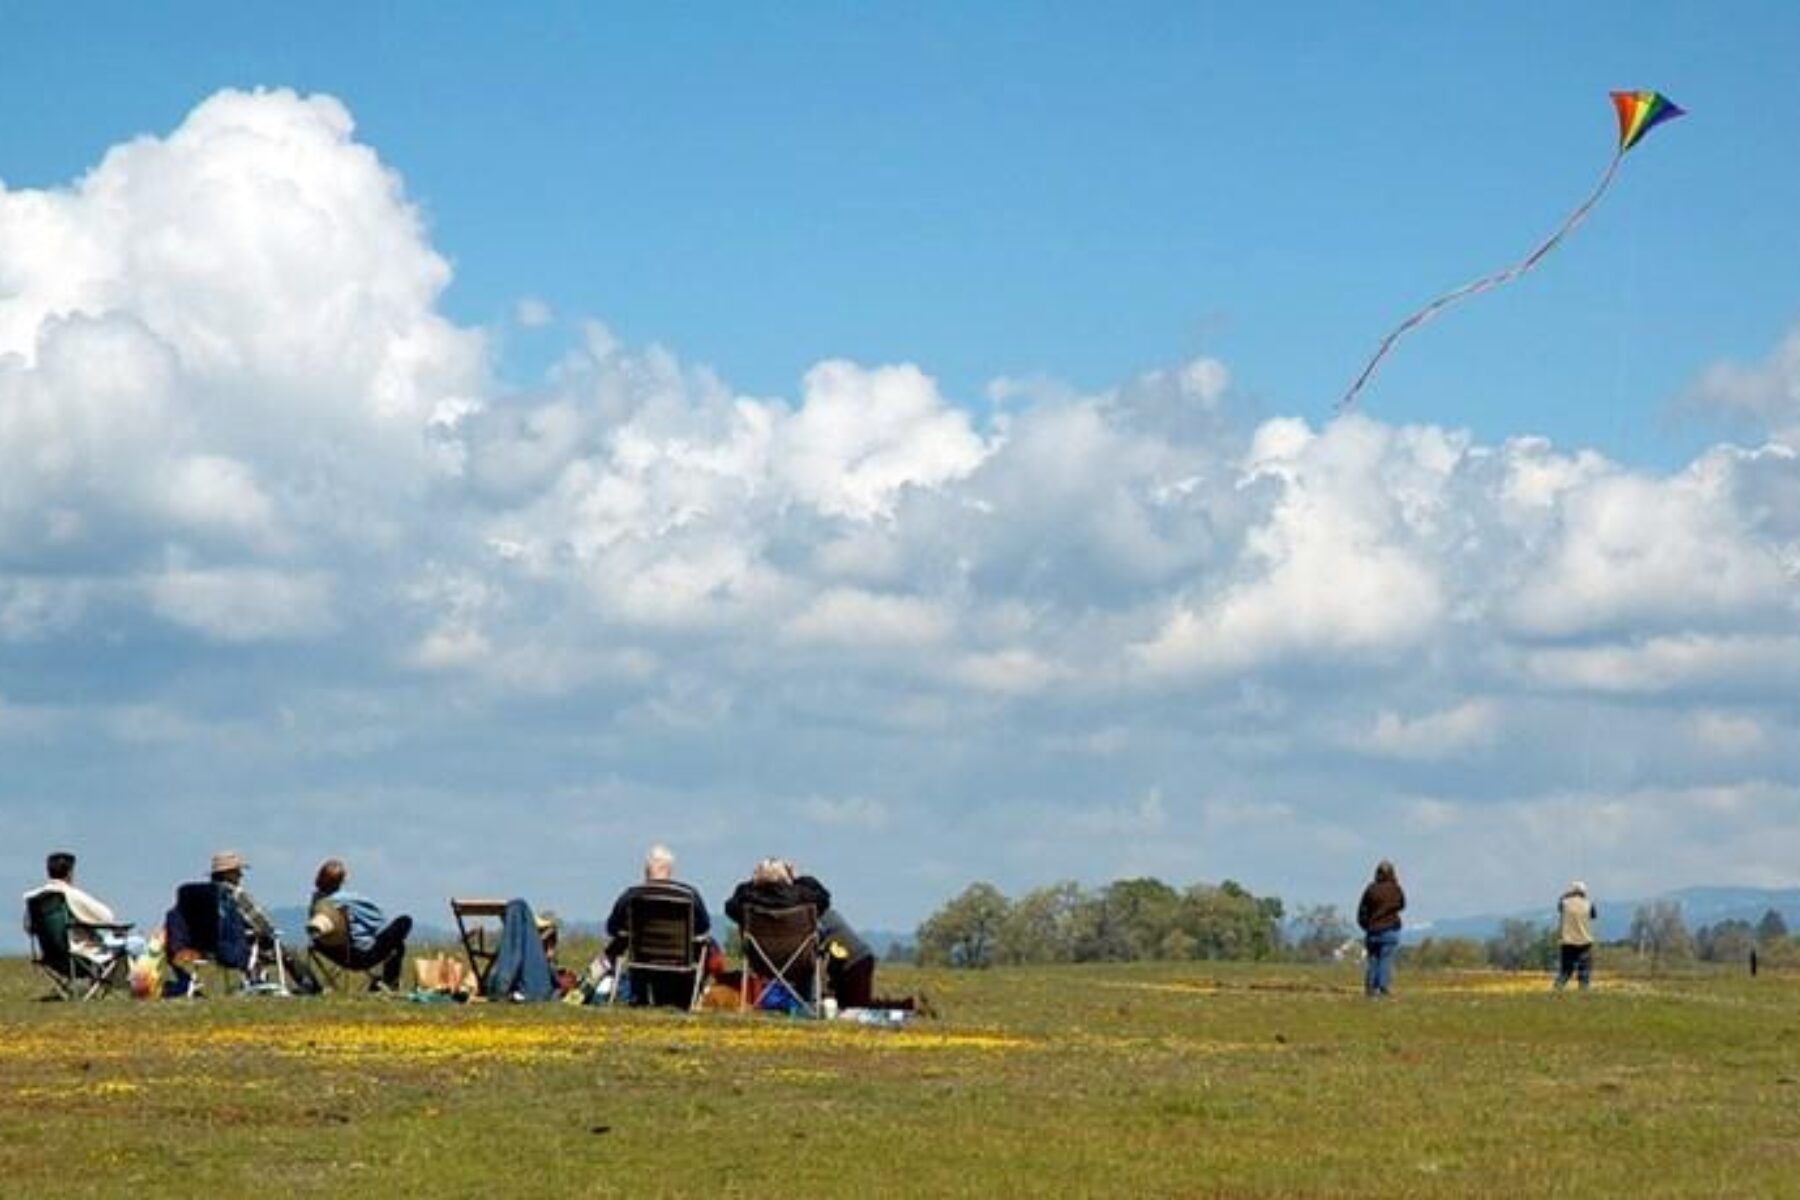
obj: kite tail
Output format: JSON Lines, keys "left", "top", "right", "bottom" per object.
{"left": 1335, "top": 152, "right": 1625, "bottom": 415}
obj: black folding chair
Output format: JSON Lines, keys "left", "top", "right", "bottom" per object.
{"left": 26, "top": 891, "right": 132, "bottom": 1001}
{"left": 169, "top": 882, "right": 287, "bottom": 996}
{"left": 739, "top": 904, "right": 823, "bottom": 1018}
{"left": 611, "top": 891, "right": 709, "bottom": 1010}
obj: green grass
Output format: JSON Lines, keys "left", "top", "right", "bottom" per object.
{"left": 2, "top": 956, "right": 1797, "bottom": 1197}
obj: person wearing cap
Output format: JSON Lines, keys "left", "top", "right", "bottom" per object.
{"left": 1554, "top": 881, "right": 1598, "bottom": 991}
{"left": 211, "top": 850, "right": 317, "bottom": 993}
{"left": 308, "top": 859, "right": 413, "bottom": 991}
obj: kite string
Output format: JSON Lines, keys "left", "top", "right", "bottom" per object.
{"left": 1336, "top": 152, "right": 1626, "bottom": 415}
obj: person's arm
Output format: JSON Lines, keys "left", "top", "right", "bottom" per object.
{"left": 1356, "top": 888, "right": 1372, "bottom": 932}
{"left": 235, "top": 887, "right": 276, "bottom": 940}
{"left": 1395, "top": 885, "right": 1406, "bottom": 914}
{"left": 690, "top": 888, "right": 711, "bottom": 936}
{"left": 724, "top": 882, "right": 748, "bottom": 926}
{"left": 65, "top": 885, "right": 117, "bottom": 926}
{"left": 605, "top": 890, "right": 630, "bottom": 938}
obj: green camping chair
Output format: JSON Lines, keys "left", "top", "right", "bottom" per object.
{"left": 26, "top": 890, "right": 133, "bottom": 1001}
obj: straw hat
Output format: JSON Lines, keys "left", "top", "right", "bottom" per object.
{"left": 210, "top": 850, "right": 248, "bottom": 874}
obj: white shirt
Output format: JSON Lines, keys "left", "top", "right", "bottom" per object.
{"left": 23, "top": 879, "right": 121, "bottom": 962}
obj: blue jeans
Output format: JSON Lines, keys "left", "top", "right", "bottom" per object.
{"left": 1365, "top": 929, "right": 1401, "bottom": 996}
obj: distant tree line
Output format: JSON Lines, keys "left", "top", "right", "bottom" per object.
{"left": 914, "top": 878, "right": 1285, "bottom": 968}
{"left": 1403, "top": 903, "right": 1799, "bottom": 974}
{"left": 911, "top": 885, "right": 1800, "bottom": 973}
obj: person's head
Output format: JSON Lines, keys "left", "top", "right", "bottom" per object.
{"left": 1374, "top": 859, "right": 1397, "bottom": 883}
{"left": 644, "top": 844, "right": 675, "bottom": 882}
{"left": 45, "top": 852, "right": 76, "bottom": 882}
{"left": 315, "top": 858, "right": 347, "bottom": 896}
{"left": 751, "top": 857, "right": 793, "bottom": 886}
{"left": 1568, "top": 880, "right": 1587, "bottom": 897}
{"left": 210, "top": 850, "right": 247, "bottom": 883}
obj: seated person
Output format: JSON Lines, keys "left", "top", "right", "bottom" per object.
{"left": 22, "top": 850, "right": 126, "bottom": 966}
{"left": 206, "top": 850, "right": 318, "bottom": 993}
{"left": 308, "top": 858, "right": 413, "bottom": 991}
{"left": 726, "top": 858, "right": 917, "bottom": 1013}
{"left": 604, "top": 843, "right": 713, "bottom": 1006}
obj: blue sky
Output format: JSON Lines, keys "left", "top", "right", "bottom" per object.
{"left": 8, "top": 4, "right": 1788, "bottom": 455}
{"left": 4, "top": 5, "right": 1800, "bottom": 940}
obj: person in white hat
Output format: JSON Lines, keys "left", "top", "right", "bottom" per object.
{"left": 1554, "top": 881, "right": 1598, "bottom": 991}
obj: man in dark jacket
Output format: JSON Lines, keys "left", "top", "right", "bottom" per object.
{"left": 727, "top": 859, "right": 920, "bottom": 1012}
{"left": 604, "top": 844, "right": 712, "bottom": 1006}
{"left": 1356, "top": 860, "right": 1405, "bottom": 997}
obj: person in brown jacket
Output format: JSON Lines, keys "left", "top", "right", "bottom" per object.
{"left": 1356, "top": 860, "right": 1405, "bottom": 997}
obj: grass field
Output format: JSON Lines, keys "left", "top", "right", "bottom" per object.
{"left": 2, "top": 954, "right": 1796, "bottom": 1197}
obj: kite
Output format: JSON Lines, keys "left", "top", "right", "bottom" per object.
{"left": 1336, "top": 90, "right": 1684, "bottom": 414}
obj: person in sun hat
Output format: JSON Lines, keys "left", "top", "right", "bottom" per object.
{"left": 1553, "top": 881, "right": 1598, "bottom": 992}
{"left": 209, "top": 849, "right": 317, "bottom": 993}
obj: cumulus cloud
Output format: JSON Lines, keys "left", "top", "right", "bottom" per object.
{"left": 10, "top": 88, "right": 1800, "bottom": 934}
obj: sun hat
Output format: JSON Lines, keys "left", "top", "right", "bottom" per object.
{"left": 1569, "top": 880, "right": 1587, "bottom": 895}
{"left": 210, "top": 850, "right": 248, "bottom": 874}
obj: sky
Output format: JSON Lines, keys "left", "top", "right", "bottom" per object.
{"left": 5, "top": 4, "right": 1800, "bottom": 941}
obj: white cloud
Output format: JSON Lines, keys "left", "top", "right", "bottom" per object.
{"left": 1362, "top": 700, "right": 1499, "bottom": 761}
{"left": 146, "top": 565, "right": 335, "bottom": 642}
{"left": 774, "top": 360, "right": 989, "bottom": 520}
{"left": 514, "top": 296, "right": 554, "bottom": 328}
{"left": 11, "top": 88, "right": 1800, "bottom": 936}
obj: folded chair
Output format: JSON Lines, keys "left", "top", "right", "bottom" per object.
{"left": 167, "top": 881, "right": 288, "bottom": 997}
{"left": 739, "top": 903, "right": 823, "bottom": 1018}
{"left": 26, "top": 890, "right": 132, "bottom": 1001}
{"left": 610, "top": 891, "right": 710, "bottom": 1010}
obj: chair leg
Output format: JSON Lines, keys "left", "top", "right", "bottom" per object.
{"left": 607, "top": 956, "right": 627, "bottom": 1007}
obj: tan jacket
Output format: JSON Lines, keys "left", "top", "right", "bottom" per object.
{"left": 1558, "top": 893, "right": 1595, "bottom": 947}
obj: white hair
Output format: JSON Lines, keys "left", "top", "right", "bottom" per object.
{"left": 644, "top": 844, "right": 675, "bottom": 879}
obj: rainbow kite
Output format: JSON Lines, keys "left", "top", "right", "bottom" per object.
{"left": 1337, "top": 90, "right": 1685, "bottom": 414}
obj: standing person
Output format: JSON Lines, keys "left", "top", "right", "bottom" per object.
{"left": 22, "top": 851, "right": 125, "bottom": 966}
{"left": 308, "top": 858, "right": 414, "bottom": 991}
{"left": 1357, "top": 860, "right": 1406, "bottom": 998}
{"left": 1553, "top": 881, "right": 1598, "bottom": 992}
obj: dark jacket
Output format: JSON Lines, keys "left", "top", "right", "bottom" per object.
{"left": 724, "top": 875, "right": 831, "bottom": 926}
{"left": 606, "top": 879, "right": 711, "bottom": 940}
{"left": 1357, "top": 879, "right": 1406, "bottom": 935}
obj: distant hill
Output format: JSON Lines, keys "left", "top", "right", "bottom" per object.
{"left": 1410, "top": 886, "right": 1800, "bottom": 944}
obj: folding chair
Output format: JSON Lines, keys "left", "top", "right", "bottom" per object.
{"left": 168, "top": 882, "right": 288, "bottom": 997}
{"left": 610, "top": 891, "right": 709, "bottom": 1010}
{"left": 739, "top": 904, "right": 823, "bottom": 1018}
{"left": 25, "top": 890, "right": 132, "bottom": 1001}
{"left": 306, "top": 903, "right": 382, "bottom": 993}
{"left": 449, "top": 898, "right": 508, "bottom": 987}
